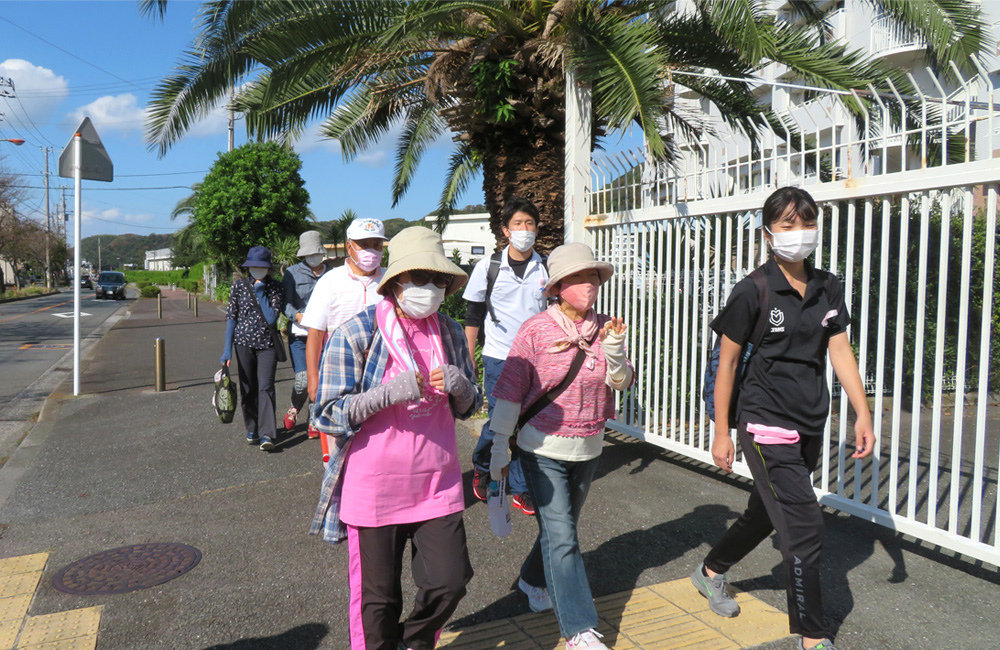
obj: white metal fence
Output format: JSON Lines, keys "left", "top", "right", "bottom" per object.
{"left": 586, "top": 61, "right": 1000, "bottom": 566}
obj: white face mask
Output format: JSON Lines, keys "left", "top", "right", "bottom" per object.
{"left": 304, "top": 254, "right": 324, "bottom": 268}
{"left": 396, "top": 281, "right": 446, "bottom": 319}
{"left": 248, "top": 267, "right": 269, "bottom": 280}
{"left": 766, "top": 227, "right": 819, "bottom": 263}
{"left": 508, "top": 230, "right": 536, "bottom": 253}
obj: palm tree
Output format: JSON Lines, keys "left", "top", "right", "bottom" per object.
{"left": 143, "top": 0, "right": 986, "bottom": 253}
{"left": 170, "top": 182, "right": 201, "bottom": 221}
{"left": 327, "top": 209, "right": 358, "bottom": 258}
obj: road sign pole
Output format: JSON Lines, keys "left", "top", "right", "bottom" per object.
{"left": 73, "top": 133, "right": 82, "bottom": 396}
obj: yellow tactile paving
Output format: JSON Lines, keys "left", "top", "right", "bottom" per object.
{"left": 440, "top": 578, "right": 792, "bottom": 650}
{"left": 16, "top": 608, "right": 101, "bottom": 648}
{"left": 0, "top": 556, "right": 47, "bottom": 578}
{"left": 17, "top": 635, "right": 98, "bottom": 650}
{"left": 0, "top": 596, "right": 32, "bottom": 624}
{"left": 0, "top": 575, "right": 42, "bottom": 601}
{"left": 0, "top": 619, "right": 20, "bottom": 650}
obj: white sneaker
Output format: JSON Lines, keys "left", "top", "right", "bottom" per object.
{"left": 565, "top": 628, "right": 608, "bottom": 649}
{"left": 518, "top": 577, "right": 552, "bottom": 612}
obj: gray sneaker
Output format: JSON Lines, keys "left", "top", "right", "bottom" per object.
{"left": 690, "top": 563, "right": 740, "bottom": 617}
{"left": 799, "top": 640, "right": 837, "bottom": 650}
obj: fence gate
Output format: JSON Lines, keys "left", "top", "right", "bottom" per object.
{"left": 586, "top": 61, "right": 999, "bottom": 566}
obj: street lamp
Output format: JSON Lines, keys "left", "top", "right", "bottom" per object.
{"left": 1, "top": 138, "right": 25, "bottom": 146}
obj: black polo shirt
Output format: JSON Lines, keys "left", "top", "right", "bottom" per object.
{"left": 710, "top": 258, "right": 850, "bottom": 435}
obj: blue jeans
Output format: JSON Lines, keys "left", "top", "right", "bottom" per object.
{"left": 471, "top": 355, "right": 527, "bottom": 495}
{"left": 519, "top": 450, "right": 600, "bottom": 639}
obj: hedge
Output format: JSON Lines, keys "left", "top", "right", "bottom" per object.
{"left": 140, "top": 285, "right": 162, "bottom": 298}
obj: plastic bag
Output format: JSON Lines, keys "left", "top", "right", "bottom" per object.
{"left": 213, "top": 365, "right": 237, "bottom": 424}
{"left": 487, "top": 477, "right": 512, "bottom": 538}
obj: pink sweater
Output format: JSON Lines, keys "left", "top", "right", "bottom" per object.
{"left": 493, "top": 311, "right": 630, "bottom": 437}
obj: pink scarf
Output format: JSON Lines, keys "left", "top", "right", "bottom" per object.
{"left": 375, "top": 297, "right": 446, "bottom": 389}
{"left": 545, "top": 303, "right": 600, "bottom": 370}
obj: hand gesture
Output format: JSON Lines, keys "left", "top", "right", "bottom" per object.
{"left": 429, "top": 367, "right": 446, "bottom": 392}
{"left": 851, "top": 416, "right": 876, "bottom": 459}
{"left": 600, "top": 317, "right": 627, "bottom": 341}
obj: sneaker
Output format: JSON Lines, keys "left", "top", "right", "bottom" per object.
{"left": 246, "top": 432, "right": 260, "bottom": 445}
{"left": 799, "top": 640, "right": 837, "bottom": 650}
{"left": 260, "top": 436, "right": 275, "bottom": 451}
{"left": 565, "top": 629, "right": 607, "bottom": 649}
{"left": 472, "top": 469, "right": 490, "bottom": 501}
{"left": 518, "top": 577, "right": 552, "bottom": 612}
{"left": 306, "top": 424, "right": 321, "bottom": 439}
{"left": 512, "top": 493, "right": 536, "bottom": 515}
{"left": 690, "top": 563, "right": 740, "bottom": 617}
{"left": 283, "top": 407, "right": 298, "bottom": 430}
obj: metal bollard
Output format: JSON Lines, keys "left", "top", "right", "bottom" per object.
{"left": 193, "top": 296, "right": 198, "bottom": 318}
{"left": 155, "top": 338, "right": 166, "bottom": 392}
{"left": 187, "top": 292, "right": 192, "bottom": 309}
{"left": 157, "top": 293, "right": 162, "bottom": 319}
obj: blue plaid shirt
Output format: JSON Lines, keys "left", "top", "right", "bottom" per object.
{"left": 309, "top": 304, "right": 483, "bottom": 544}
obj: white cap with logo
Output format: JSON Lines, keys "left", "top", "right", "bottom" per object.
{"left": 346, "top": 218, "right": 388, "bottom": 241}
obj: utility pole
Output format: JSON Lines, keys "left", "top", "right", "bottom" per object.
{"left": 228, "top": 86, "right": 235, "bottom": 152}
{"left": 98, "top": 236, "right": 101, "bottom": 272}
{"left": 41, "top": 146, "right": 52, "bottom": 289}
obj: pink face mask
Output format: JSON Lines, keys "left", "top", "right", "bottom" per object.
{"left": 560, "top": 282, "right": 598, "bottom": 312}
{"left": 353, "top": 248, "right": 382, "bottom": 272}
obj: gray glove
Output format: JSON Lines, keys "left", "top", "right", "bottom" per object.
{"left": 602, "top": 329, "right": 632, "bottom": 388}
{"left": 440, "top": 364, "right": 477, "bottom": 414}
{"left": 347, "top": 370, "right": 421, "bottom": 427}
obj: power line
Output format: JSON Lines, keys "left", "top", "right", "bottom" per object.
{"left": 10, "top": 185, "right": 191, "bottom": 191}
{"left": 80, "top": 213, "right": 177, "bottom": 231}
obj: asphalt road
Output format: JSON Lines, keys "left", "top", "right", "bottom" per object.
{"left": 0, "top": 288, "right": 132, "bottom": 406}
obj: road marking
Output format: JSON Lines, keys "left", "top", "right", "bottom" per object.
{"left": 18, "top": 344, "right": 73, "bottom": 350}
{"left": 0, "top": 300, "right": 73, "bottom": 324}
{"left": 51, "top": 312, "right": 92, "bottom": 319}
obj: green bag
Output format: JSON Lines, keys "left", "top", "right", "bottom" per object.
{"left": 213, "top": 365, "right": 237, "bottom": 424}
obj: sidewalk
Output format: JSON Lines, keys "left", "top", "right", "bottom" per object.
{"left": 0, "top": 289, "right": 996, "bottom": 650}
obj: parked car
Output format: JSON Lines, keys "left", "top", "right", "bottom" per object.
{"left": 95, "top": 272, "right": 127, "bottom": 300}
{"left": 80, "top": 274, "right": 92, "bottom": 289}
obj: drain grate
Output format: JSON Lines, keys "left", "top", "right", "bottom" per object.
{"left": 50, "top": 543, "right": 201, "bottom": 595}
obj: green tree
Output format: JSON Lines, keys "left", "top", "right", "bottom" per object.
{"left": 144, "top": 0, "right": 985, "bottom": 254}
{"left": 327, "top": 210, "right": 357, "bottom": 258}
{"left": 170, "top": 223, "right": 204, "bottom": 268}
{"left": 193, "top": 141, "right": 311, "bottom": 271}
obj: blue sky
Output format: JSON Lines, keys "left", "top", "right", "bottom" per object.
{"left": 0, "top": 0, "right": 490, "bottom": 241}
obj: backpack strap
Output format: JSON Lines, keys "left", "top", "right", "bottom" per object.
{"left": 484, "top": 251, "right": 503, "bottom": 325}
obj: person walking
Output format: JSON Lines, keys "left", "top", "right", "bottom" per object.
{"left": 464, "top": 197, "right": 549, "bottom": 515}
{"left": 281, "top": 230, "right": 333, "bottom": 438}
{"left": 220, "top": 246, "right": 286, "bottom": 451}
{"left": 489, "top": 243, "right": 633, "bottom": 650}
{"left": 302, "top": 218, "right": 387, "bottom": 404}
{"left": 692, "top": 187, "right": 875, "bottom": 650}
{"left": 310, "top": 227, "right": 483, "bottom": 650}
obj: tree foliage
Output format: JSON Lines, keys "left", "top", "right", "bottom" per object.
{"left": 193, "top": 141, "right": 311, "bottom": 270}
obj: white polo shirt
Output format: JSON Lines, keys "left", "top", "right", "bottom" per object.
{"left": 463, "top": 248, "right": 548, "bottom": 360}
{"left": 301, "top": 265, "right": 384, "bottom": 336}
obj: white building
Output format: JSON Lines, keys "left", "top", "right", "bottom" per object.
{"left": 144, "top": 248, "right": 174, "bottom": 271}
{"left": 423, "top": 212, "right": 498, "bottom": 266}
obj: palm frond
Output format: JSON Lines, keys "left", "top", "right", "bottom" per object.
{"left": 392, "top": 102, "right": 447, "bottom": 206}
{"left": 320, "top": 87, "right": 408, "bottom": 162}
{"left": 434, "top": 142, "right": 481, "bottom": 233}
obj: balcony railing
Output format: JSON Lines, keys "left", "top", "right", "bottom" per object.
{"left": 870, "top": 13, "right": 925, "bottom": 57}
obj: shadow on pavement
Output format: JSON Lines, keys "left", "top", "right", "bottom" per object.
{"left": 200, "top": 623, "right": 328, "bottom": 649}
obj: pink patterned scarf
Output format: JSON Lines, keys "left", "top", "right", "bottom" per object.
{"left": 545, "top": 303, "right": 600, "bottom": 370}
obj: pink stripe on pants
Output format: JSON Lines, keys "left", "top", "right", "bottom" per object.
{"left": 347, "top": 525, "right": 367, "bottom": 650}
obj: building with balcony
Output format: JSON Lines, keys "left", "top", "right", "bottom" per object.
{"left": 144, "top": 248, "right": 174, "bottom": 271}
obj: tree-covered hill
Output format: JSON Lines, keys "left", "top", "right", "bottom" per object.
{"left": 78, "top": 233, "right": 172, "bottom": 270}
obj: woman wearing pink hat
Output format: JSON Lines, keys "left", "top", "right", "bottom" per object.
{"left": 489, "top": 242, "right": 633, "bottom": 650}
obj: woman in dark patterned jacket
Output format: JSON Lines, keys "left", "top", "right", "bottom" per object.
{"left": 221, "top": 246, "right": 286, "bottom": 451}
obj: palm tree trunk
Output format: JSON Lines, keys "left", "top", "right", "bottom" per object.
{"left": 482, "top": 138, "right": 565, "bottom": 256}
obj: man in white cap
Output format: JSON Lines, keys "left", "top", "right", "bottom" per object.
{"left": 281, "top": 230, "right": 334, "bottom": 438}
{"left": 303, "top": 218, "right": 388, "bottom": 406}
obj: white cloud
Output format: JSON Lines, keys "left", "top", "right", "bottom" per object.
{"left": 0, "top": 59, "right": 68, "bottom": 129}
{"left": 83, "top": 206, "right": 155, "bottom": 227}
{"left": 67, "top": 94, "right": 147, "bottom": 134}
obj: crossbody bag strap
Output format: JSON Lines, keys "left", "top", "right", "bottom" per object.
{"left": 516, "top": 331, "right": 597, "bottom": 431}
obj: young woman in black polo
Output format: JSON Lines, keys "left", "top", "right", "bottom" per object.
{"left": 691, "top": 187, "right": 875, "bottom": 650}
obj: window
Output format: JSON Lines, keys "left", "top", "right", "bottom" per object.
{"left": 471, "top": 246, "right": 485, "bottom": 255}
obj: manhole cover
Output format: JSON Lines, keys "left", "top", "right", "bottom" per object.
{"left": 50, "top": 543, "right": 202, "bottom": 595}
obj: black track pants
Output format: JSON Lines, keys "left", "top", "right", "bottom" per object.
{"left": 704, "top": 424, "right": 827, "bottom": 639}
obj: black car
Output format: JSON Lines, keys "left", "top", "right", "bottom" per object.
{"left": 96, "top": 272, "right": 127, "bottom": 300}
{"left": 80, "top": 274, "right": 92, "bottom": 289}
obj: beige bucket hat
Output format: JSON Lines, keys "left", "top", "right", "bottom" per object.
{"left": 543, "top": 243, "right": 614, "bottom": 298}
{"left": 297, "top": 230, "right": 326, "bottom": 257}
{"left": 377, "top": 226, "right": 468, "bottom": 297}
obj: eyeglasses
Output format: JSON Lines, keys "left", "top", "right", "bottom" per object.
{"left": 408, "top": 269, "right": 452, "bottom": 289}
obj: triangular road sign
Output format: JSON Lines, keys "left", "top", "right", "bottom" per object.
{"left": 58, "top": 117, "right": 113, "bottom": 182}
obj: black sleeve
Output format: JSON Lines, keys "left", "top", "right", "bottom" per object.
{"left": 823, "top": 273, "right": 851, "bottom": 336}
{"left": 465, "top": 300, "right": 487, "bottom": 328}
{"left": 709, "top": 278, "right": 758, "bottom": 346}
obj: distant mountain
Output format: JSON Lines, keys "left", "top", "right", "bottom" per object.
{"left": 78, "top": 233, "right": 172, "bottom": 270}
